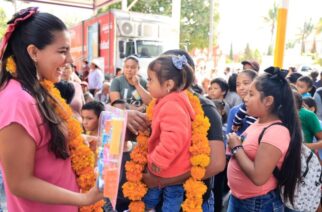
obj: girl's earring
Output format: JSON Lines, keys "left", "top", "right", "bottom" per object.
{"left": 167, "top": 88, "right": 170, "bottom": 93}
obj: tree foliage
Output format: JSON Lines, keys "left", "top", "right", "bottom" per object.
{"left": 0, "top": 8, "right": 7, "bottom": 39}
{"left": 97, "top": 0, "right": 219, "bottom": 50}
{"left": 316, "top": 18, "right": 322, "bottom": 35}
{"left": 262, "top": 1, "right": 278, "bottom": 55}
{"left": 240, "top": 43, "right": 262, "bottom": 63}
{"left": 297, "top": 19, "right": 314, "bottom": 54}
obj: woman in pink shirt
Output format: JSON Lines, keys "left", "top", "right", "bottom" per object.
{"left": 0, "top": 8, "right": 102, "bottom": 211}
{"left": 143, "top": 55, "right": 195, "bottom": 211}
{"left": 226, "top": 67, "right": 302, "bottom": 211}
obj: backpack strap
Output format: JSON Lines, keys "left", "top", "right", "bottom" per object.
{"left": 258, "top": 122, "right": 285, "bottom": 144}
{"left": 258, "top": 122, "right": 285, "bottom": 178}
{"left": 303, "top": 151, "right": 313, "bottom": 178}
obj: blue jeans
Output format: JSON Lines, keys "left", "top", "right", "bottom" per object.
{"left": 227, "top": 190, "right": 284, "bottom": 212}
{"left": 144, "top": 185, "right": 184, "bottom": 212}
{"left": 202, "top": 190, "right": 215, "bottom": 212}
{"left": 0, "top": 171, "right": 5, "bottom": 212}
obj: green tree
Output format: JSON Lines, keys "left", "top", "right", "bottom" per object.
{"left": 316, "top": 18, "right": 322, "bottom": 34}
{"left": 243, "top": 43, "right": 252, "bottom": 59}
{"left": 297, "top": 19, "right": 314, "bottom": 54}
{"left": 98, "top": 0, "right": 171, "bottom": 16}
{"left": 253, "top": 49, "right": 262, "bottom": 63}
{"left": 263, "top": 1, "right": 278, "bottom": 55}
{"left": 0, "top": 8, "right": 7, "bottom": 39}
{"left": 229, "top": 42, "right": 233, "bottom": 61}
{"left": 97, "top": 0, "right": 219, "bottom": 50}
{"left": 180, "top": 0, "right": 219, "bottom": 50}
{"left": 311, "top": 38, "right": 317, "bottom": 54}
{"left": 240, "top": 43, "right": 262, "bottom": 63}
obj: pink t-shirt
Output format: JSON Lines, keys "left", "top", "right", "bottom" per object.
{"left": 0, "top": 80, "right": 79, "bottom": 211}
{"left": 227, "top": 121, "right": 290, "bottom": 199}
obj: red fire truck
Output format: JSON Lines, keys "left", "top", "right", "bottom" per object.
{"left": 69, "top": 9, "right": 179, "bottom": 77}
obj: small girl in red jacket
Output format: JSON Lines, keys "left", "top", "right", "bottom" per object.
{"left": 143, "top": 55, "right": 195, "bottom": 211}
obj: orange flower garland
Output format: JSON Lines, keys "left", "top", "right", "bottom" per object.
{"left": 122, "top": 91, "right": 210, "bottom": 212}
{"left": 6, "top": 56, "right": 16, "bottom": 75}
{"left": 40, "top": 80, "right": 104, "bottom": 211}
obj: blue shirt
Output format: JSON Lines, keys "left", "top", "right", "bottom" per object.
{"left": 302, "top": 92, "right": 312, "bottom": 98}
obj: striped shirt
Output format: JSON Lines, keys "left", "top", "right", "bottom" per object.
{"left": 233, "top": 103, "right": 257, "bottom": 126}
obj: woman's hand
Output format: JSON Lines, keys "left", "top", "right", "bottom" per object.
{"left": 127, "top": 110, "right": 149, "bottom": 135}
{"left": 128, "top": 75, "right": 139, "bottom": 87}
{"left": 227, "top": 132, "right": 242, "bottom": 150}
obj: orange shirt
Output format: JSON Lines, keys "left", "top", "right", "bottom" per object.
{"left": 147, "top": 92, "right": 195, "bottom": 178}
{"left": 227, "top": 121, "right": 290, "bottom": 199}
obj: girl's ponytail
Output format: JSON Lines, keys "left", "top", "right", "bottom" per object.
{"left": 255, "top": 67, "right": 302, "bottom": 205}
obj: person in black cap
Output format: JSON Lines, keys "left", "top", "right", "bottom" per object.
{"left": 241, "top": 60, "right": 260, "bottom": 72}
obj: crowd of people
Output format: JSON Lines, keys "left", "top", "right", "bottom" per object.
{"left": 1, "top": 7, "right": 322, "bottom": 212}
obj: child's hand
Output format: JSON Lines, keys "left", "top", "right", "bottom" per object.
{"left": 82, "top": 186, "right": 103, "bottom": 205}
{"left": 232, "top": 125, "right": 240, "bottom": 132}
{"left": 151, "top": 163, "right": 161, "bottom": 173}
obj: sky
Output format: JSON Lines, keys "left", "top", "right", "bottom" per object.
{"left": 0, "top": 0, "right": 321, "bottom": 55}
{"left": 218, "top": 0, "right": 321, "bottom": 54}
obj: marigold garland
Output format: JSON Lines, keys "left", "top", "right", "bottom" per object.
{"left": 40, "top": 80, "right": 104, "bottom": 211}
{"left": 6, "top": 56, "right": 16, "bottom": 75}
{"left": 122, "top": 91, "right": 210, "bottom": 212}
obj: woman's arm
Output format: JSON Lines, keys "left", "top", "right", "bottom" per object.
{"left": 228, "top": 133, "right": 282, "bottom": 186}
{"left": 0, "top": 123, "right": 103, "bottom": 206}
{"left": 109, "top": 91, "right": 121, "bottom": 104}
{"left": 306, "top": 131, "right": 322, "bottom": 149}
{"left": 204, "top": 140, "right": 226, "bottom": 178}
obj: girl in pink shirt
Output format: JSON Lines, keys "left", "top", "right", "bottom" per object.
{"left": 143, "top": 55, "right": 195, "bottom": 211}
{"left": 226, "top": 67, "right": 302, "bottom": 211}
{"left": 0, "top": 8, "right": 102, "bottom": 211}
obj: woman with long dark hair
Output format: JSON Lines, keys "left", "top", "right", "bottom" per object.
{"left": 226, "top": 67, "right": 302, "bottom": 211}
{"left": 0, "top": 8, "right": 103, "bottom": 211}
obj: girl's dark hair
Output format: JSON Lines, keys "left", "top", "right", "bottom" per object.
{"left": 297, "top": 76, "right": 313, "bottom": 88}
{"left": 302, "top": 97, "right": 317, "bottom": 113}
{"left": 148, "top": 55, "right": 194, "bottom": 91}
{"left": 310, "top": 71, "right": 319, "bottom": 81}
{"left": 0, "top": 12, "right": 70, "bottom": 159}
{"left": 162, "top": 49, "right": 195, "bottom": 70}
{"left": 293, "top": 91, "right": 303, "bottom": 110}
{"left": 210, "top": 78, "right": 229, "bottom": 97}
{"left": 213, "top": 100, "right": 227, "bottom": 123}
{"left": 124, "top": 55, "right": 139, "bottom": 65}
{"left": 287, "top": 72, "right": 302, "bottom": 84}
{"left": 82, "top": 101, "right": 105, "bottom": 118}
{"left": 255, "top": 73, "right": 302, "bottom": 205}
{"left": 111, "top": 98, "right": 126, "bottom": 107}
{"left": 55, "top": 81, "right": 75, "bottom": 104}
{"left": 239, "top": 69, "right": 258, "bottom": 80}
{"left": 228, "top": 73, "right": 238, "bottom": 92}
